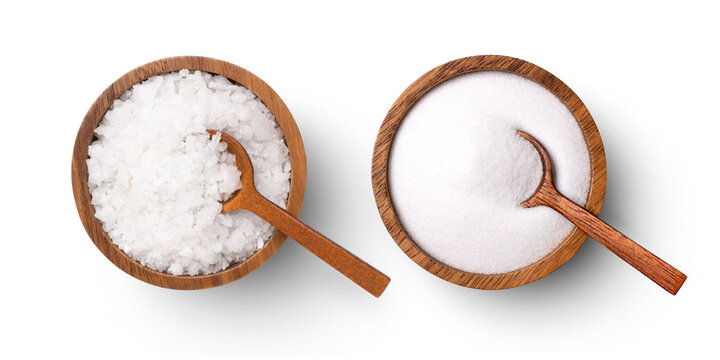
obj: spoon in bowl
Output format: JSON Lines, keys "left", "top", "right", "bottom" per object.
{"left": 517, "top": 130, "right": 686, "bottom": 294}
{"left": 208, "top": 130, "right": 390, "bottom": 297}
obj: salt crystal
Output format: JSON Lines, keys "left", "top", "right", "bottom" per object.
{"left": 87, "top": 70, "right": 292, "bottom": 276}
{"left": 389, "top": 71, "right": 591, "bottom": 274}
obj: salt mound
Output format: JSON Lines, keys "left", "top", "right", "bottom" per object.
{"left": 389, "top": 71, "right": 591, "bottom": 274}
{"left": 87, "top": 70, "right": 291, "bottom": 276}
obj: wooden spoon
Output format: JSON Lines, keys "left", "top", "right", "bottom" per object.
{"left": 517, "top": 130, "right": 687, "bottom": 295}
{"left": 208, "top": 130, "right": 390, "bottom": 297}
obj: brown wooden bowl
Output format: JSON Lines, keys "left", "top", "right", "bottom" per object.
{"left": 72, "top": 56, "right": 307, "bottom": 290}
{"left": 372, "top": 55, "right": 607, "bottom": 290}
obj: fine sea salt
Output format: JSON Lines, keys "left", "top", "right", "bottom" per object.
{"left": 389, "top": 71, "right": 591, "bottom": 274}
{"left": 87, "top": 70, "right": 291, "bottom": 276}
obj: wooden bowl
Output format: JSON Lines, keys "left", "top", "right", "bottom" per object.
{"left": 372, "top": 55, "right": 607, "bottom": 289}
{"left": 72, "top": 56, "right": 307, "bottom": 290}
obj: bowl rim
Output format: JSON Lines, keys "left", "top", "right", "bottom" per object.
{"left": 71, "top": 56, "right": 307, "bottom": 290}
{"left": 371, "top": 55, "right": 607, "bottom": 289}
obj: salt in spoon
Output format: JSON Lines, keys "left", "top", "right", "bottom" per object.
{"left": 517, "top": 130, "right": 687, "bottom": 294}
{"left": 208, "top": 130, "right": 390, "bottom": 297}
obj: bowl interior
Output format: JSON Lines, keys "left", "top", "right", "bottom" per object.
{"left": 372, "top": 55, "right": 607, "bottom": 289}
{"left": 71, "top": 56, "right": 307, "bottom": 290}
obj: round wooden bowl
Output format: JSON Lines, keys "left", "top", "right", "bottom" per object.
{"left": 372, "top": 55, "right": 607, "bottom": 290}
{"left": 72, "top": 56, "right": 307, "bottom": 290}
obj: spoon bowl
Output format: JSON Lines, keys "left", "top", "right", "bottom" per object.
{"left": 207, "top": 130, "right": 256, "bottom": 214}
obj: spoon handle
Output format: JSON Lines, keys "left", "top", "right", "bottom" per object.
{"left": 546, "top": 192, "right": 686, "bottom": 294}
{"left": 243, "top": 191, "right": 391, "bottom": 297}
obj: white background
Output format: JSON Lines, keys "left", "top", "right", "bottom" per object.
{"left": 2, "top": 1, "right": 718, "bottom": 358}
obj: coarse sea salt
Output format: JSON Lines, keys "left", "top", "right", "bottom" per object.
{"left": 87, "top": 70, "right": 291, "bottom": 276}
{"left": 389, "top": 71, "right": 591, "bottom": 274}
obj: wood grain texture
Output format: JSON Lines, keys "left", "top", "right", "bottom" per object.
{"left": 372, "top": 55, "right": 607, "bottom": 290}
{"left": 71, "top": 56, "right": 307, "bottom": 290}
{"left": 213, "top": 130, "right": 390, "bottom": 297}
{"left": 518, "top": 130, "right": 686, "bottom": 294}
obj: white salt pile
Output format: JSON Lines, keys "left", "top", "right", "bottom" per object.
{"left": 87, "top": 70, "right": 291, "bottom": 276}
{"left": 389, "top": 71, "right": 591, "bottom": 274}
